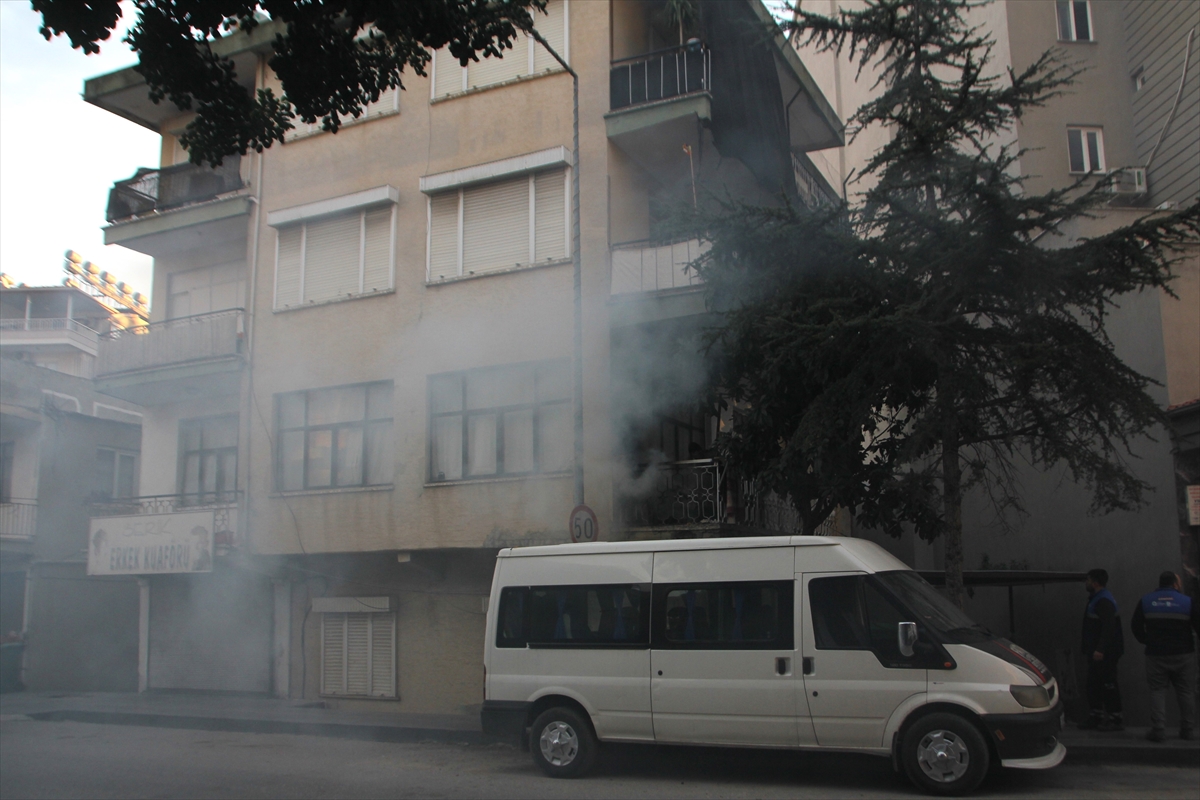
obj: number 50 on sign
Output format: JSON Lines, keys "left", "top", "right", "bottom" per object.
{"left": 569, "top": 504, "right": 598, "bottom": 543}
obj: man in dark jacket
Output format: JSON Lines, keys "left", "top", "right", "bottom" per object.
{"left": 1081, "top": 568, "right": 1124, "bottom": 730}
{"left": 1131, "top": 571, "right": 1198, "bottom": 742}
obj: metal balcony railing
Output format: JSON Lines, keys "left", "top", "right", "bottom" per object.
{"left": 96, "top": 308, "right": 244, "bottom": 378}
{"left": 89, "top": 491, "right": 242, "bottom": 517}
{"left": 792, "top": 152, "right": 838, "bottom": 209}
{"left": 619, "top": 458, "right": 726, "bottom": 527}
{"left": 0, "top": 500, "right": 37, "bottom": 539}
{"left": 106, "top": 156, "right": 243, "bottom": 222}
{"left": 610, "top": 43, "right": 711, "bottom": 111}
{"left": 0, "top": 318, "right": 99, "bottom": 334}
{"left": 610, "top": 238, "right": 709, "bottom": 295}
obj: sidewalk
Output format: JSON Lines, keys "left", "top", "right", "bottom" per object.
{"left": 2, "top": 691, "right": 1197, "bottom": 766}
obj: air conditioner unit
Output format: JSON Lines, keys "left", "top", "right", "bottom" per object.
{"left": 1107, "top": 167, "right": 1147, "bottom": 195}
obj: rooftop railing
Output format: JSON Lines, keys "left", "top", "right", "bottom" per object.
{"left": 610, "top": 43, "right": 711, "bottom": 111}
{"left": 96, "top": 308, "right": 244, "bottom": 378}
{"left": 610, "top": 238, "right": 709, "bottom": 295}
{"left": 0, "top": 500, "right": 37, "bottom": 539}
{"left": 106, "top": 156, "right": 243, "bottom": 222}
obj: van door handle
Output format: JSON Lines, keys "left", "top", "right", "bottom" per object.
{"left": 802, "top": 657, "right": 814, "bottom": 675}
{"left": 775, "top": 657, "right": 790, "bottom": 675}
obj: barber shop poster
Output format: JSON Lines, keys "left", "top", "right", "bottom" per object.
{"left": 88, "top": 511, "right": 215, "bottom": 575}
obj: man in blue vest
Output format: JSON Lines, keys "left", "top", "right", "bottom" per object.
{"left": 1080, "top": 568, "right": 1124, "bottom": 730}
{"left": 1131, "top": 571, "right": 1199, "bottom": 742}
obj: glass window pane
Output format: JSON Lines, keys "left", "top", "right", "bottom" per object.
{"left": 219, "top": 451, "right": 237, "bottom": 494}
{"left": 537, "top": 362, "right": 571, "bottom": 401}
{"left": 431, "top": 415, "right": 463, "bottom": 481}
{"left": 1056, "top": 0, "right": 1072, "bottom": 39}
{"left": 306, "top": 429, "right": 333, "bottom": 487}
{"left": 117, "top": 453, "right": 138, "bottom": 498}
{"left": 201, "top": 453, "right": 218, "bottom": 494}
{"left": 503, "top": 409, "right": 534, "bottom": 473}
{"left": 365, "top": 421, "right": 392, "bottom": 485}
{"left": 1086, "top": 131, "right": 1101, "bottom": 171}
{"left": 809, "top": 576, "right": 870, "bottom": 649}
{"left": 95, "top": 448, "right": 116, "bottom": 497}
{"left": 865, "top": 581, "right": 907, "bottom": 662}
{"left": 335, "top": 427, "right": 364, "bottom": 486}
{"left": 1067, "top": 129, "right": 1085, "bottom": 172}
{"left": 182, "top": 453, "right": 201, "bottom": 495}
{"left": 467, "top": 367, "right": 533, "bottom": 410}
{"left": 280, "top": 431, "right": 305, "bottom": 491}
{"left": 523, "top": 586, "right": 648, "bottom": 646}
{"left": 309, "top": 386, "right": 366, "bottom": 425}
{"left": 1073, "top": 1, "right": 1090, "bottom": 40}
{"left": 468, "top": 414, "right": 498, "bottom": 475}
{"left": 429, "top": 374, "right": 463, "bottom": 414}
{"left": 279, "top": 393, "right": 305, "bottom": 428}
{"left": 538, "top": 403, "right": 572, "bottom": 473}
{"left": 207, "top": 419, "right": 238, "bottom": 449}
{"left": 181, "top": 426, "right": 202, "bottom": 452}
{"left": 366, "top": 382, "right": 393, "bottom": 420}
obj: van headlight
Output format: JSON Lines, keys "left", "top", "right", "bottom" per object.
{"left": 1010, "top": 684, "right": 1051, "bottom": 708}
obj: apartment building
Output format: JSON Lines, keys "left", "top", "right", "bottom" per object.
{"left": 799, "top": 0, "right": 1199, "bottom": 725}
{"left": 82, "top": 1, "right": 842, "bottom": 710}
{"left": 0, "top": 280, "right": 144, "bottom": 690}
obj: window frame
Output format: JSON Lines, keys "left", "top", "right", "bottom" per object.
{"left": 1056, "top": 0, "right": 1093, "bottom": 42}
{"left": 651, "top": 580, "right": 795, "bottom": 651}
{"left": 427, "top": 360, "right": 572, "bottom": 483}
{"left": 1067, "top": 126, "right": 1106, "bottom": 174}
{"left": 178, "top": 415, "right": 239, "bottom": 503}
{"left": 275, "top": 381, "right": 394, "bottom": 493}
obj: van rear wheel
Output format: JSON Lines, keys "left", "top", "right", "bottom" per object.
{"left": 901, "top": 713, "right": 989, "bottom": 795}
{"left": 530, "top": 707, "right": 597, "bottom": 778}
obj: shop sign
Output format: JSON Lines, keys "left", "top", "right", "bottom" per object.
{"left": 88, "top": 511, "right": 216, "bottom": 575}
{"left": 1188, "top": 485, "right": 1200, "bottom": 527}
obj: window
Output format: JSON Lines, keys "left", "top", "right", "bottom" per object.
{"left": 431, "top": 0, "right": 567, "bottom": 98}
{"left": 428, "top": 361, "right": 571, "bottom": 482}
{"left": 179, "top": 416, "right": 238, "bottom": 503}
{"left": 168, "top": 263, "right": 244, "bottom": 319}
{"left": 1056, "top": 0, "right": 1092, "bottom": 41}
{"left": 321, "top": 612, "right": 396, "bottom": 697}
{"left": 0, "top": 441, "right": 13, "bottom": 504}
{"left": 808, "top": 574, "right": 924, "bottom": 668}
{"left": 276, "top": 382, "right": 393, "bottom": 491}
{"left": 95, "top": 447, "right": 138, "bottom": 500}
{"left": 274, "top": 205, "right": 395, "bottom": 309}
{"left": 427, "top": 168, "right": 569, "bottom": 281}
{"left": 496, "top": 584, "right": 650, "bottom": 648}
{"left": 653, "top": 581, "right": 793, "bottom": 649}
{"left": 287, "top": 87, "right": 399, "bottom": 141}
{"left": 1067, "top": 127, "right": 1105, "bottom": 173}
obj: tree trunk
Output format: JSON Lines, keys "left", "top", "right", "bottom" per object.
{"left": 941, "top": 424, "right": 966, "bottom": 609}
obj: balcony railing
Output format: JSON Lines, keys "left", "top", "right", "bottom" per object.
{"left": 0, "top": 318, "right": 99, "bottom": 334}
{"left": 792, "top": 152, "right": 838, "bottom": 209}
{"left": 618, "top": 458, "right": 726, "bottom": 527}
{"left": 610, "top": 43, "right": 711, "bottom": 111}
{"left": 0, "top": 500, "right": 37, "bottom": 539}
{"left": 89, "top": 491, "right": 241, "bottom": 517}
{"left": 106, "top": 156, "right": 243, "bottom": 222}
{"left": 97, "top": 308, "right": 244, "bottom": 378}
{"left": 611, "top": 238, "right": 709, "bottom": 295}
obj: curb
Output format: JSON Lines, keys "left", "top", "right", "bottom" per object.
{"left": 26, "top": 710, "right": 491, "bottom": 746}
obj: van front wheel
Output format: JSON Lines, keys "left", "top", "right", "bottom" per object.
{"left": 900, "top": 713, "right": 989, "bottom": 796}
{"left": 530, "top": 707, "right": 597, "bottom": 778}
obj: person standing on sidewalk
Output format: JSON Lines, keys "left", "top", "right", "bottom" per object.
{"left": 1080, "top": 568, "right": 1125, "bottom": 731}
{"left": 1131, "top": 571, "right": 1199, "bottom": 742}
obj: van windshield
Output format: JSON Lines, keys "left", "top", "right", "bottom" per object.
{"left": 873, "top": 571, "right": 994, "bottom": 644}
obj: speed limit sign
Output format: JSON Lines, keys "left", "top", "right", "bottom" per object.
{"left": 569, "top": 504, "right": 598, "bottom": 543}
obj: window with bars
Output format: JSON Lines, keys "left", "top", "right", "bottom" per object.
{"left": 428, "top": 361, "right": 571, "bottom": 482}
{"left": 276, "top": 382, "right": 394, "bottom": 492}
{"left": 1067, "top": 127, "right": 1105, "bottom": 174}
{"left": 1056, "top": 0, "right": 1093, "bottom": 42}
{"left": 431, "top": 0, "right": 568, "bottom": 98}
{"left": 321, "top": 612, "right": 396, "bottom": 697}
{"left": 274, "top": 205, "right": 395, "bottom": 309}
{"left": 179, "top": 416, "right": 238, "bottom": 503}
{"left": 427, "top": 168, "right": 569, "bottom": 282}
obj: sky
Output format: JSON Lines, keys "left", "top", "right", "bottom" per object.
{"left": 0, "top": 1, "right": 158, "bottom": 293}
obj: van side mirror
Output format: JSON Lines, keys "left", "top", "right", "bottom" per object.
{"left": 898, "top": 622, "right": 918, "bottom": 657}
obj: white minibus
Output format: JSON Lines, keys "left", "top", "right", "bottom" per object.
{"left": 481, "top": 536, "right": 1064, "bottom": 795}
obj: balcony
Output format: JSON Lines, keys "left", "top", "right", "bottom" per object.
{"left": 609, "top": 239, "right": 710, "bottom": 325}
{"left": 95, "top": 309, "right": 244, "bottom": 404}
{"left": 0, "top": 500, "right": 37, "bottom": 540}
{"left": 0, "top": 317, "right": 101, "bottom": 357}
{"left": 103, "top": 158, "right": 250, "bottom": 257}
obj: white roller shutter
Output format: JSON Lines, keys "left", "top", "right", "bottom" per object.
{"left": 532, "top": 1, "right": 567, "bottom": 73}
{"left": 462, "top": 176, "right": 529, "bottom": 275}
{"left": 275, "top": 226, "right": 303, "bottom": 307}
{"left": 320, "top": 611, "right": 396, "bottom": 698}
{"left": 345, "top": 613, "right": 370, "bottom": 695}
{"left": 534, "top": 169, "right": 567, "bottom": 262}
{"left": 434, "top": 48, "right": 465, "bottom": 98}
{"left": 363, "top": 206, "right": 393, "bottom": 292}
{"left": 321, "top": 613, "right": 346, "bottom": 694}
{"left": 303, "top": 212, "right": 361, "bottom": 303}
{"left": 467, "top": 39, "right": 527, "bottom": 90}
{"left": 429, "top": 192, "right": 460, "bottom": 280}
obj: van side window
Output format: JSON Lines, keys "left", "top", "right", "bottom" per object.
{"left": 653, "top": 582, "right": 794, "bottom": 650}
{"left": 809, "top": 575, "right": 920, "bottom": 668}
{"left": 495, "top": 585, "right": 650, "bottom": 648}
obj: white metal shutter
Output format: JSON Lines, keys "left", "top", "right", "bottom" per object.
{"left": 429, "top": 192, "right": 460, "bottom": 280}
{"left": 304, "top": 211, "right": 361, "bottom": 303}
{"left": 532, "top": 1, "right": 566, "bottom": 74}
{"left": 363, "top": 206, "right": 393, "bottom": 293}
{"left": 434, "top": 48, "right": 464, "bottom": 97}
{"left": 467, "top": 38, "right": 527, "bottom": 89}
{"left": 370, "top": 613, "right": 396, "bottom": 697}
{"left": 534, "top": 169, "right": 567, "bottom": 262}
{"left": 363, "top": 86, "right": 399, "bottom": 119}
{"left": 462, "top": 176, "right": 529, "bottom": 275}
{"left": 321, "top": 613, "right": 346, "bottom": 694}
{"left": 275, "top": 225, "right": 303, "bottom": 308}
{"left": 345, "top": 613, "right": 370, "bottom": 695}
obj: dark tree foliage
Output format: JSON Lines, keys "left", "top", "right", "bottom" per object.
{"left": 34, "top": 0, "right": 547, "bottom": 166}
{"left": 690, "top": 0, "right": 1200, "bottom": 605}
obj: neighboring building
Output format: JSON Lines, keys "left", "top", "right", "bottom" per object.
{"left": 81, "top": 1, "right": 843, "bottom": 710}
{"left": 0, "top": 281, "right": 144, "bottom": 690}
{"left": 799, "top": 0, "right": 1199, "bottom": 725}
